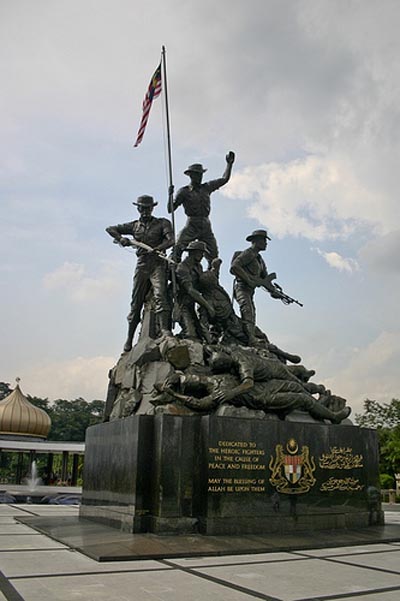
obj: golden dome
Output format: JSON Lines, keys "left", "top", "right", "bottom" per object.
{"left": 0, "top": 381, "right": 51, "bottom": 439}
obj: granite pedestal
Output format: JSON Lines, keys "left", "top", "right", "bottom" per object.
{"left": 80, "top": 415, "right": 383, "bottom": 535}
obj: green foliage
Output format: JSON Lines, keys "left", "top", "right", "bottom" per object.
{"left": 0, "top": 452, "right": 18, "bottom": 483}
{"left": 355, "top": 398, "right": 400, "bottom": 429}
{"left": 27, "top": 396, "right": 51, "bottom": 413}
{"left": 381, "top": 425, "right": 400, "bottom": 474}
{"left": 379, "top": 473, "right": 395, "bottom": 489}
{"left": 28, "top": 397, "right": 105, "bottom": 442}
{"left": 0, "top": 382, "right": 12, "bottom": 401}
{"left": 356, "top": 398, "right": 400, "bottom": 478}
{"left": 0, "top": 451, "right": 49, "bottom": 484}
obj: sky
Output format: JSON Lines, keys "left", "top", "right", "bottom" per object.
{"left": 1, "top": 0, "right": 400, "bottom": 414}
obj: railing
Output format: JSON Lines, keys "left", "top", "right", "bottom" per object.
{"left": 381, "top": 489, "right": 397, "bottom": 503}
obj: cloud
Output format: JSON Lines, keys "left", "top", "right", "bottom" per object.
{"left": 223, "top": 156, "right": 384, "bottom": 241}
{"left": 0, "top": 1, "right": 392, "bottom": 160}
{"left": 359, "top": 230, "right": 400, "bottom": 275}
{"left": 324, "top": 331, "right": 400, "bottom": 412}
{"left": 21, "top": 355, "right": 114, "bottom": 401}
{"left": 315, "top": 249, "right": 359, "bottom": 274}
{"left": 43, "top": 260, "right": 124, "bottom": 302}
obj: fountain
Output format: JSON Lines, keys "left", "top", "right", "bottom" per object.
{"left": 24, "top": 460, "right": 42, "bottom": 502}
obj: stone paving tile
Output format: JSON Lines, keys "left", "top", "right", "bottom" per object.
{"left": 0, "top": 549, "right": 170, "bottom": 578}
{"left": 169, "top": 551, "right": 304, "bottom": 567}
{"left": 344, "top": 593, "right": 400, "bottom": 601}
{"left": 21, "top": 509, "right": 80, "bottom": 518}
{"left": 194, "top": 556, "right": 400, "bottom": 601}
{"left": 14, "top": 505, "right": 79, "bottom": 517}
{"left": 0, "top": 506, "right": 29, "bottom": 516}
{"left": 0, "top": 533, "right": 67, "bottom": 551}
{"left": 21, "top": 505, "right": 79, "bottom": 511}
{"left": 22, "top": 504, "right": 78, "bottom": 508}
{"left": 11, "top": 570, "right": 256, "bottom": 601}
{"left": 294, "top": 543, "right": 397, "bottom": 557}
{"left": 0, "top": 517, "right": 21, "bottom": 524}
{"left": 385, "top": 512, "right": 400, "bottom": 524}
{"left": 0, "top": 523, "right": 41, "bottom": 535}
{"left": 329, "top": 549, "right": 400, "bottom": 573}
{"left": 1, "top": 503, "right": 400, "bottom": 601}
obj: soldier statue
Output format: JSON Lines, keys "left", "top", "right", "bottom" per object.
{"left": 230, "top": 229, "right": 280, "bottom": 346}
{"left": 106, "top": 195, "right": 174, "bottom": 352}
{"left": 168, "top": 151, "right": 235, "bottom": 266}
{"left": 175, "top": 240, "right": 216, "bottom": 340}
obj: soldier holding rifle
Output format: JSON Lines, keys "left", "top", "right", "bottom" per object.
{"left": 106, "top": 195, "right": 174, "bottom": 352}
{"left": 230, "top": 229, "right": 302, "bottom": 346}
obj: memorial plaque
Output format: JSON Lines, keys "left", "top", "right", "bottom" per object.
{"left": 196, "top": 416, "right": 380, "bottom": 534}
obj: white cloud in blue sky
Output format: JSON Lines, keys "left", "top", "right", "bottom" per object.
{"left": 1, "top": 0, "right": 400, "bottom": 410}
{"left": 314, "top": 250, "right": 359, "bottom": 274}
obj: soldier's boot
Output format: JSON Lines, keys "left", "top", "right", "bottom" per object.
{"left": 309, "top": 401, "right": 351, "bottom": 424}
{"left": 157, "top": 311, "right": 172, "bottom": 337}
{"left": 124, "top": 320, "right": 138, "bottom": 353}
{"left": 331, "top": 406, "right": 352, "bottom": 424}
{"left": 269, "top": 344, "right": 301, "bottom": 364}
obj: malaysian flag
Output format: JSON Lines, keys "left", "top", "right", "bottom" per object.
{"left": 134, "top": 63, "right": 162, "bottom": 147}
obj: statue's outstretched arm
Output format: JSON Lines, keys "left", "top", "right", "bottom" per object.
{"left": 105, "top": 224, "right": 132, "bottom": 247}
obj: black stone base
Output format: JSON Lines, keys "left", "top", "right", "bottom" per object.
{"left": 16, "top": 515, "right": 400, "bottom": 562}
{"left": 80, "top": 415, "right": 383, "bottom": 535}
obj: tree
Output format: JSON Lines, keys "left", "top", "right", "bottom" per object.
{"left": 43, "top": 398, "right": 105, "bottom": 441}
{"left": 0, "top": 382, "right": 12, "bottom": 401}
{"left": 355, "top": 398, "right": 400, "bottom": 480}
{"left": 381, "top": 425, "right": 400, "bottom": 475}
{"left": 27, "top": 395, "right": 52, "bottom": 413}
{"left": 355, "top": 399, "right": 400, "bottom": 429}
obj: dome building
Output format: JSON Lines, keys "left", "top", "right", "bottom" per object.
{"left": 0, "top": 379, "right": 51, "bottom": 440}
{"left": 0, "top": 380, "right": 84, "bottom": 489}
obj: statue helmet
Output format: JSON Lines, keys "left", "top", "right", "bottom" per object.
{"left": 246, "top": 229, "right": 271, "bottom": 242}
{"left": 185, "top": 240, "right": 207, "bottom": 252}
{"left": 132, "top": 195, "right": 158, "bottom": 207}
{"left": 184, "top": 163, "right": 207, "bottom": 176}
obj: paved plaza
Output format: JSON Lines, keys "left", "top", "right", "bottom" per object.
{"left": 0, "top": 504, "right": 399, "bottom": 601}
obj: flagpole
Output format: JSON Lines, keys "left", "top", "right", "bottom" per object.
{"left": 161, "top": 45, "right": 176, "bottom": 239}
{"left": 161, "top": 45, "right": 178, "bottom": 325}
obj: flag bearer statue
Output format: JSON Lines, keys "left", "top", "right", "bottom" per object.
{"left": 168, "top": 151, "right": 235, "bottom": 266}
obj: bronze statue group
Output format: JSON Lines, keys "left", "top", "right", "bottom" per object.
{"left": 106, "top": 152, "right": 351, "bottom": 424}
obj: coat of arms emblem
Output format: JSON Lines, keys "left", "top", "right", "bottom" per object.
{"left": 269, "top": 438, "right": 316, "bottom": 494}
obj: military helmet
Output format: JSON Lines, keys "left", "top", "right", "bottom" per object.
{"left": 246, "top": 229, "right": 271, "bottom": 242}
{"left": 132, "top": 195, "right": 158, "bottom": 207}
{"left": 185, "top": 240, "right": 207, "bottom": 252}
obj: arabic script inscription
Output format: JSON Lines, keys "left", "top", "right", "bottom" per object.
{"left": 319, "top": 447, "right": 363, "bottom": 470}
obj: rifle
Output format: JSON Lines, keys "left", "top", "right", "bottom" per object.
{"left": 259, "top": 273, "right": 303, "bottom": 307}
{"left": 272, "top": 284, "right": 303, "bottom": 307}
{"left": 113, "top": 238, "right": 176, "bottom": 266}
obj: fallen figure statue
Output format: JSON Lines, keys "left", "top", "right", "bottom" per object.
{"left": 152, "top": 344, "right": 351, "bottom": 424}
